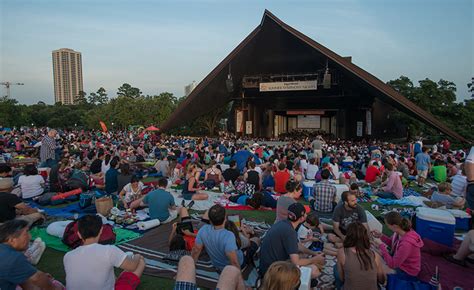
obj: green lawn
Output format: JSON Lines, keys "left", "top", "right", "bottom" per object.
{"left": 36, "top": 198, "right": 401, "bottom": 289}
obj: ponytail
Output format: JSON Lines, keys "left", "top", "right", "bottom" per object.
{"left": 400, "top": 217, "right": 412, "bottom": 232}
{"left": 384, "top": 211, "right": 412, "bottom": 232}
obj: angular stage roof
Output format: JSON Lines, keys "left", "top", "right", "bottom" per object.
{"left": 162, "top": 10, "right": 466, "bottom": 142}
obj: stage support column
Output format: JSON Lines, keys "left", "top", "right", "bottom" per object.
{"left": 247, "top": 103, "right": 254, "bottom": 137}
{"left": 253, "top": 104, "right": 259, "bottom": 137}
{"left": 267, "top": 110, "right": 274, "bottom": 139}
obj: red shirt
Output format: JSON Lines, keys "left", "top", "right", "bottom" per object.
{"left": 274, "top": 170, "right": 290, "bottom": 193}
{"left": 365, "top": 166, "right": 380, "bottom": 183}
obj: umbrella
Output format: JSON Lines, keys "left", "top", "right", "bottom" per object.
{"left": 145, "top": 126, "right": 160, "bottom": 131}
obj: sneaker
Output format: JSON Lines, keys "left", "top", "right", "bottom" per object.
{"left": 187, "top": 200, "right": 195, "bottom": 209}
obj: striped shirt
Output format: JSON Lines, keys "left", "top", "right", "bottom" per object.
{"left": 451, "top": 173, "right": 467, "bottom": 197}
{"left": 40, "top": 135, "right": 56, "bottom": 162}
{"left": 312, "top": 180, "right": 336, "bottom": 212}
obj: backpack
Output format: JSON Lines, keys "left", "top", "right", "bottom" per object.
{"left": 79, "top": 191, "right": 95, "bottom": 209}
{"left": 62, "top": 220, "right": 116, "bottom": 249}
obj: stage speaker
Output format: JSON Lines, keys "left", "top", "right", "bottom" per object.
{"left": 323, "top": 71, "right": 331, "bottom": 89}
{"left": 226, "top": 78, "right": 234, "bottom": 93}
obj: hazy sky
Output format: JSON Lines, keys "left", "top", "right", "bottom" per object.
{"left": 1, "top": 0, "right": 472, "bottom": 104}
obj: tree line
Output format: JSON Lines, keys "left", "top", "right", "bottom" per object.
{"left": 0, "top": 78, "right": 472, "bottom": 141}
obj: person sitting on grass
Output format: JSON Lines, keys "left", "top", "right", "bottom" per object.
{"left": 430, "top": 182, "right": 466, "bottom": 209}
{"left": 297, "top": 212, "right": 338, "bottom": 256}
{"left": 371, "top": 211, "right": 423, "bottom": 279}
{"left": 191, "top": 205, "right": 245, "bottom": 271}
{"left": 444, "top": 229, "right": 474, "bottom": 267}
{"left": 0, "top": 178, "right": 44, "bottom": 226}
{"left": 0, "top": 219, "right": 62, "bottom": 290}
{"left": 374, "top": 163, "right": 403, "bottom": 199}
{"left": 260, "top": 261, "right": 301, "bottom": 290}
{"left": 18, "top": 164, "right": 45, "bottom": 199}
{"left": 131, "top": 177, "right": 181, "bottom": 223}
{"left": 173, "top": 256, "right": 245, "bottom": 290}
{"left": 335, "top": 222, "right": 386, "bottom": 290}
{"left": 332, "top": 191, "right": 368, "bottom": 243}
{"left": 63, "top": 215, "right": 145, "bottom": 290}
{"left": 259, "top": 203, "right": 324, "bottom": 286}
{"left": 275, "top": 180, "right": 302, "bottom": 223}
{"left": 118, "top": 175, "right": 144, "bottom": 209}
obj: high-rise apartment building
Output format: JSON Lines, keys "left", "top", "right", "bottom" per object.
{"left": 184, "top": 81, "right": 197, "bottom": 97}
{"left": 52, "top": 48, "right": 83, "bottom": 104}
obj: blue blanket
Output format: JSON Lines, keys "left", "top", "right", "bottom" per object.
{"left": 29, "top": 201, "right": 96, "bottom": 218}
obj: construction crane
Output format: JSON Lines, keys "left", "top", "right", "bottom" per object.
{"left": 1, "top": 82, "right": 24, "bottom": 99}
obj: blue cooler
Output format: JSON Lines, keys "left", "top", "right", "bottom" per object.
{"left": 302, "top": 181, "right": 315, "bottom": 201}
{"left": 448, "top": 209, "right": 471, "bottom": 231}
{"left": 416, "top": 207, "right": 455, "bottom": 247}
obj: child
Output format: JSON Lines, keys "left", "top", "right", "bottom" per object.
{"left": 297, "top": 212, "right": 338, "bottom": 256}
{"left": 430, "top": 182, "right": 465, "bottom": 209}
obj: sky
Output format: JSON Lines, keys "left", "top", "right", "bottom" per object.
{"left": 1, "top": 0, "right": 472, "bottom": 104}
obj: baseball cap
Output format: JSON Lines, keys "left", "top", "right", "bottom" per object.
{"left": 0, "top": 178, "right": 14, "bottom": 190}
{"left": 288, "top": 203, "right": 306, "bottom": 222}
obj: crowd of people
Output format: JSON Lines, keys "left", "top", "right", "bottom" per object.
{"left": 0, "top": 126, "right": 473, "bottom": 290}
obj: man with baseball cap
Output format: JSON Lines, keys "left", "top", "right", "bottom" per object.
{"left": 0, "top": 178, "right": 44, "bottom": 226}
{"left": 259, "top": 202, "right": 323, "bottom": 281}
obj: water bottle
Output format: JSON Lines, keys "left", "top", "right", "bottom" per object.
{"left": 219, "top": 182, "right": 225, "bottom": 193}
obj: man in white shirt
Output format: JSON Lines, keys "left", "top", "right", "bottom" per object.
{"left": 64, "top": 215, "right": 145, "bottom": 290}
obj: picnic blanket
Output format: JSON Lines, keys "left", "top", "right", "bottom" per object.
{"left": 117, "top": 221, "right": 264, "bottom": 289}
{"left": 418, "top": 238, "right": 474, "bottom": 290}
{"left": 30, "top": 227, "right": 142, "bottom": 252}
{"left": 29, "top": 201, "right": 97, "bottom": 218}
{"left": 377, "top": 196, "right": 429, "bottom": 207}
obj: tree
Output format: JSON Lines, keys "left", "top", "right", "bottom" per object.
{"left": 74, "top": 91, "right": 88, "bottom": 105}
{"left": 195, "top": 103, "right": 230, "bottom": 136}
{"left": 117, "top": 83, "right": 142, "bottom": 99}
{"left": 88, "top": 87, "right": 109, "bottom": 105}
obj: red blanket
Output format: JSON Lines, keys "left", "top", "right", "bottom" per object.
{"left": 418, "top": 238, "right": 474, "bottom": 290}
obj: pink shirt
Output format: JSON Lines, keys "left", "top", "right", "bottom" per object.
{"left": 382, "top": 171, "right": 403, "bottom": 199}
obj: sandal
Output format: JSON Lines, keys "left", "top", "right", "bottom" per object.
{"left": 444, "top": 254, "right": 467, "bottom": 267}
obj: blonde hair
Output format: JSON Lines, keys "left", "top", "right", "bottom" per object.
{"left": 438, "top": 182, "right": 451, "bottom": 193}
{"left": 261, "top": 261, "right": 301, "bottom": 290}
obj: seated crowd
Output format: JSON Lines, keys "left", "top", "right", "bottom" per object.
{"left": 0, "top": 127, "right": 473, "bottom": 290}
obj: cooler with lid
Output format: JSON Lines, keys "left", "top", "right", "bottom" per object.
{"left": 416, "top": 207, "right": 455, "bottom": 247}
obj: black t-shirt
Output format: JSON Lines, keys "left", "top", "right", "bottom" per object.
{"left": 0, "top": 192, "right": 22, "bottom": 222}
{"left": 90, "top": 159, "right": 102, "bottom": 174}
{"left": 332, "top": 203, "right": 367, "bottom": 235}
{"left": 223, "top": 168, "right": 240, "bottom": 183}
{"left": 259, "top": 220, "right": 298, "bottom": 276}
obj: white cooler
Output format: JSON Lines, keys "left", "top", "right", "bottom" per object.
{"left": 366, "top": 210, "right": 383, "bottom": 233}
{"left": 334, "top": 184, "right": 349, "bottom": 202}
{"left": 416, "top": 207, "right": 455, "bottom": 247}
{"left": 302, "top": 181, "right": 315, "bottom": 201}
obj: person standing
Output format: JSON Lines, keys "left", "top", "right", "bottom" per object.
{"left": 40, "top": 129, "right": 58, "bottom": 168}
{"left": 415, "top": 147, "right": 431, "bottom": 187}
{"left": 311, "top": 136, "right": 323, "bottom": 166}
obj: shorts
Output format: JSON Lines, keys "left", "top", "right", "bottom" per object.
{"left": 313, "top": 149, "right": 323, "bottom": 159}
{"left": 417, "top": 170, "right": 428, "bottom": 179}
{"left": 115, "top": 272, "right": 140, "bottom": 290}
{"left": 173, "top": 281, "right": 197, "bottom": 290}
{"left": 162, "top": 209, "right": 178, "bottom": 224}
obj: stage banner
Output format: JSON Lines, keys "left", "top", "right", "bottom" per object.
{"left": 366, "top": 110, "right": 372, "bottom": 135}
{"left": 357, "top": 121, "right": 363, "bottom": 137}
{"left": 246, "top": 121, "right": 253, "bottom": 134}
{"left": 236, "top": 110, "right": 243, "bottom": 133}
{"left": 259, "top": 80, "right": 317, "bottom": 92}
